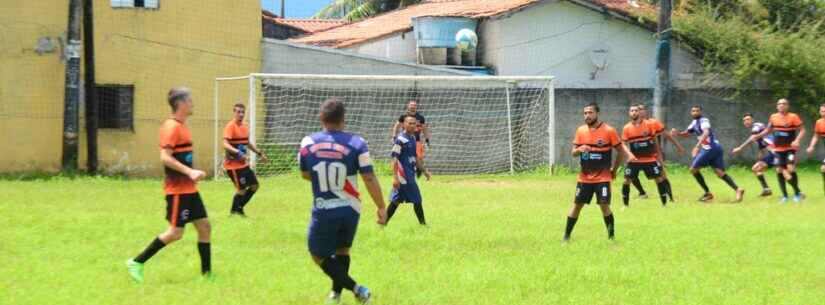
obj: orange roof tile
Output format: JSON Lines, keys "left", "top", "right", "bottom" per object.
{"left": 263, "top": 15, "right": 349, "bottom": 34}
{"left": 290, "top": 0, "right": 657, "bottom": 48}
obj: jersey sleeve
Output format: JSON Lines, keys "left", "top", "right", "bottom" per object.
{"left": 572, "top": 128, "right": 583, "bottom": 146}
{"left": 621, "top": 126, "right": 630, "bottom": 142}
{"left": 390, "top": 137, "right": 402, "bottom": 158}
{"left": 159, "top": 122, "right": 178, "bottom": 150}
{"left": 699, "top": 118, "right": 711, "bottom": 130}
{"left": 792, "top": 114, "right": 803, "bottom": 127}
{"left": 223, "top": 123, "right": 233, "bottom": 140}
{"left": 816, "top": 120, "right": 825, "bottom": 136}
{"left": 298, "top": 136, "right": 313, "bottom": 172}
{"left": 356, "top": 141, "right": 374, "bottom": 174}
{"left": 651, "top": 120, "right": 664, "bottom": 135}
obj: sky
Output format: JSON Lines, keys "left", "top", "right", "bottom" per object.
{"left": 261, "top": 0, "right": 331, "bottom": 18}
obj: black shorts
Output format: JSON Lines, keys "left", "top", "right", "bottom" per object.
{"left": 166, "top": 192, "right": 208, "bottom": 227}
{"left": 226, "top": 166, "right": 259, "bottom": 190}
{"left": 575, "top": 182, "right": 611, "bottom": 205}
{"left": 773, "top": 150, "right": 797, "bottom": 168}
{"left": 624, "top": 162, "right": 663, "bottom": 179}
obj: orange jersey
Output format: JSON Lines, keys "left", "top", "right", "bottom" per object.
{"left": 573, "top": 122, "right": 621, "bottom": 183}
{"left": 159, "top": 119, "right": 197, "bottom": 195}
{"left": 815, "top": 118, "right": 825, "bottom": 138}
{"left": 768, "top": 112, "right": 803, "bottom": 152}
{"left": 622, "top": 121, "right": 658, "bottom": 163}
{"left": 223, "top": 120, "right": 250, "bottom": 170}
{"left": 644, "top": 118, "right": 665, "bottom": 136}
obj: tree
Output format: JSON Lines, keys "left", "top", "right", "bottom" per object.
{"left": 313, "top": 0, "right": 423, "bottom": 21}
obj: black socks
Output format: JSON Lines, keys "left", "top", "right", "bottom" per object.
{"left": 720, "top": 174, "right": 739, "bottom": 191}
{"left": 413, "top": 203, "right": 426, "bottom": 225}
{"left": 332, "top": 255, "right": 351, "bottom": 294}
{"left": 632, "top": 178, "right": 646, "bottom": 196}
{"left": 320, "top": 256, "right": 356, "bottom": 292}
{"left": 693, "top": 172, "right": 710, "bottom": 193}
{"left": 564, "top": 216, "right": 578, "bottom": 240}
{"left": 621, "top": 184, "right": 630, "bottom": 206}
{"left": 134, "top": 237, "right": 167, "bottom": 264}
{"left": 656, "top": 181, "right": 668, "bottom": 206}
{"left": 757, "top": 174, "right": 769, "bottom": 190}
{"left": 777, "top": 173, "right": 788, "bottom": 197}
{"left": 788, "top": 172, "right": 801, "bottom": 195}
{"left": 198, "top": 242, "right": 211, "bottom": 274}
{"left": 603, "top": 214, "right": 615, "bottom": 239}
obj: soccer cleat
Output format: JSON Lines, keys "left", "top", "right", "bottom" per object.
{"left": 326, "top": 291, "right": 342, "bottom": 304}
{"left": 759, "top": 189, "right": 773, "bottom": 197}
{"left": 779, "top": 196, "right": 788, "bottom": 204}
{"left": 126, "top": 259, "right": 144, "bottom": 283}
{"left": 201, "top": 272, "right": 216, "bottom": 282}
{"left": 793, "top": 193, "right": 805, "bottom": 203}
{"left": 698, "top": 193, "right": 714, "bottom": 202}
{"left": 733, "top": 189, "right": 745, "bottom": 203}
{"left": 638, "top": 193, "right": 649, "bottom": 199}
{"left": 354, "top": 284, "right": 372, "bottom": 304}
{"left": 230, "top": 210, "right": 247, "bottom": 217}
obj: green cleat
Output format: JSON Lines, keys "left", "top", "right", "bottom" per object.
{"left": 126, "top": 259, "right": 144, "bottom": 283}
{"left": 201, "top": 272, "right": 216, "bottom": 283}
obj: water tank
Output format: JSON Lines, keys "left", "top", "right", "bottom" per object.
{"left": 412, "top": 16, "right": 477, "bottom": 48}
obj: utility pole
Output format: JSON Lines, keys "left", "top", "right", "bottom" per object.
{"left": 280, "top": 0, "right": 285, "bottom": 17}
{"left": 62, "top": 0, "right": 82, "bottom": 171}
{"left": 652, "top": 0, "right": 672, "bottom": 123}
{"left": 83, "top": 0, "right": 98, "bottom": 174}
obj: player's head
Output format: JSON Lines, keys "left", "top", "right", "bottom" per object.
{"left": 629, "top": 104, "right": 640, "bottom": 121}
{"left": 636, "top": 103, "right": 648, "bottom": 119}
{"left": 168, "top": 87, "right": 193, "bottom": 116}
{"left": 320, "top": 97, "right": 346, "bottom": 130}
{"left": 690, "top": 105, "right": 703, "bottom": 119}
{"left": 819, "top": 103, "right": 825, "bottom": 118}
{"left": 407, "top": 100, "right": 418, "bottom": 113}
{"left": 402, "top": 114, "right": 417, "bottom": 134}
{"left": 233, "top": 103, "right": 245, "bottom": 121}
{"left": 583, "top": 102, "right": 600, "bottom": 126}
{"left": 741, "top": 113, "right": 754, "bottom": 128}
{"left": 777, "top": 98, "right": 789, "bottom": 113}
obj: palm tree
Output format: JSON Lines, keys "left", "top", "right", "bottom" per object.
{"left": 313, "top": 0, "right": 423, "bottom": 21}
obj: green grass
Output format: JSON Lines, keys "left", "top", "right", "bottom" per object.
{"left": 2, "top": 166, "right": 825, "bottom": 305}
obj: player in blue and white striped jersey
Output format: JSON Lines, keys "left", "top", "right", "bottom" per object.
{"left": 731, "top": 113, "right": 777, "bottom": 197}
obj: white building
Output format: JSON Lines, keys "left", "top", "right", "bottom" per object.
{"left": 291, "top": 0, "right": 702, "bottom": 89}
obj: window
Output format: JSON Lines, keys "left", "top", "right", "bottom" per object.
{"left": 111, "top": 0, "right": 159, "bottom": 9}
{"left": 96, "top": 85, "right": 134, "bottom": 130}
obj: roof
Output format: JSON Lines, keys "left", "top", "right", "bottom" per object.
{"left": 262, "top": 15, "right": 349, "bottom": 34}
{"left": 290, "top": 0, "right": 657, "bottom": 48}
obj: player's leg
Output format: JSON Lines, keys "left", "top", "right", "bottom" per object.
{"left": 187, "top": 193, "right": 212, "bottom": 276}
{"left": 410, "top": 184, "right": 426, "bottom": 225}
{"left": 774, "top": 154, "right": 789, "bottom": 202}
{"left": 646, "top": 163, "right": 667, "bottom": 206}
{"left": 228, "top": 169, "right": 246, "bottom": 215}
{"left": 631, "top": 177, "right": 647, "bottom": 198}
{"left": 711, "top": 152, "right": 744, "bottom": 202}
{"left": 753, "top": 161, "right": 772, "bottom": 196}
{"left": 659, "top": 167, "right": 674, "bottom": 202}
{"left": 820, "top": 162, "right": 825, "bottom": 195}
{"left": 785, "top": 152, "right": 803, "bottom": 201}
{"left": 238, "top": 167, "right": 260, "bottom": 212}
{"left": 690, "top": 154, "right": 713, "bottom": 202}
{"left": 621, "top": 165, "right": 635, "bottom": 207}
{"left": 310, "top": 214, "right": 355, "bottom": 299}
{"left": 127, "top": 195, "right": 187, "bottom": 283}
{"left": 385, "top": 188, "right": 403, "bottom": 224}
{"left": 564, "top": 183, "right": 590, "bottom": 241}
{"left": 596, "top": 183, "right": 614, "bottom": 239}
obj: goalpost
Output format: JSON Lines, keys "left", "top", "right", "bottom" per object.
{"left": 214, "top": 73, "right": 555, "bottom": 178}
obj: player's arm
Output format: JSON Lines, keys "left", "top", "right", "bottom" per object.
{"left": 160, "top": 148, "right": 205, "bottom": 181}
{"left": 416, "top": 154, "right": 431, "bottom": 180}
{"left": 731, "top": 134, "right": 758, "bottom": 155}
{"left": 806, "top": 133, "right": 819, "bottom": 155}
{"left": 391, "top": 121, "right": 401, "bottom": 141}
{"left": 360, "top": 172, "right": 387, "bottom": 225}
{"left": 422, "top": 123, "right": 431, "bottom": 146}
{"left": 223, "top": 138, "right": 244, "bottom": 156}
{"left": 661, "top": 130, "right": 686, "bottom": 155}
{"left": 611, "top": 144, "right": 627, "bottom": 177}
{"left": 247, "top": 142, "right": 268, "bottom": 162}
{"left": 695, "top": 128, "right": 710, "bottom": 150}
{"left": 792, "top": 124, "right": 806, "bottom": 149}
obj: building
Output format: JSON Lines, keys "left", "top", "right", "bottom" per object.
{"left": 0, "top": 0, "right": 261, "bottom": 174}
{"left": 262, "top": 10, "right": 348, "bottom": 40}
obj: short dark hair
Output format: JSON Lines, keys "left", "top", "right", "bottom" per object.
{"left": 635, "top": 103, "right": 646, "bottom": 109}
{"left": 584, "top": 102, "right": 600, "bottom": 113}
{"left": 320, "top": 97, "right": 345, "bottom": 124}
{"left": 402, "top": 114, "right": 417, "bottom": 122}
{"left": 691, "top": 105, "right": 703, "bottom": 111}
{"left": 742, "top": 113, "right": 753, "bottom": 118}
{"left": 168, "top": 87, "right": 191, "bottom": 111}
{"left": 233, "top": 103, "right": 245, "bottom": 110}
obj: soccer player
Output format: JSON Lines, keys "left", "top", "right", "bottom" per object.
{"left": 633, "top": 103, "right": 684, "bottom": 201}
{"left": 564, "top": 102, "right": 635, "bottom": 242}
{"left": 299, "top": 98, "right": 388, "bottom": 304}
{"left": 671, "top": 105, "right": 745, "bottom": 203}
{"left": 805, "top": 104, "right": 825, "bottom": 195}
{"left": 385, "top": 114, "right": 432, "bottom": 226}
{"left": 223, "top": 103, "right": 268, "bottom": 216}
{"left": 621, "top": 105, "right": 670, "bottom": 207}
{"left": 731, "top": 113, "right": 776, "bottom": 197}
{"left": 749, "top": 99, "right": 806, "bottom": 203}
{"left": 391, "top": 100, "right": 430, "bottom": 176}
{"left": 126, "top": 87, "right": 212, "bottom": 283}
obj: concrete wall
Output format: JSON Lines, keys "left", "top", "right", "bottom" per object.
{"left": 261, "top": 38, "right": 469, "bottom": 76}
{"left": 344, "top": 31, "right": 418, "bottom": 63}
{"left": 551, "top": 89, "right": 825, "bottom": 168}
{"left": 479, "top": 0, "right": 700, "bottom": 88}
{"left": 0, "top": 0, "right": 261, "bottom": 175}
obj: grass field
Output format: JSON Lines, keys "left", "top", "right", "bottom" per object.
{"left": 2, "top": 166, "right": 825, "bottom": 305}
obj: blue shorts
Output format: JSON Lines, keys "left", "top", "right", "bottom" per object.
{"left": 759, "top": 152, "right": 776, "bottom": 168}
{"left": 691, "top": 146, "right": 725, "bottom": 170}
{"left": 389, "top": 182, "right": 422, "bottom": 205}
{"left": 307, "top": 207, "right": 360, "bottom": 258}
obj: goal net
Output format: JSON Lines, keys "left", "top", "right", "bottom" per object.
{"left": 214, "top": 74, "right": 555, "bottom": 177}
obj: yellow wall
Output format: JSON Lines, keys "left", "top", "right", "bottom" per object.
{"left": 0, "top": 0, "right": 261, "bottom": 175}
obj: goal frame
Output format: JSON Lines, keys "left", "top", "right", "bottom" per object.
{"left": 214, "top": 73, "right": 555, "bottom": 178}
